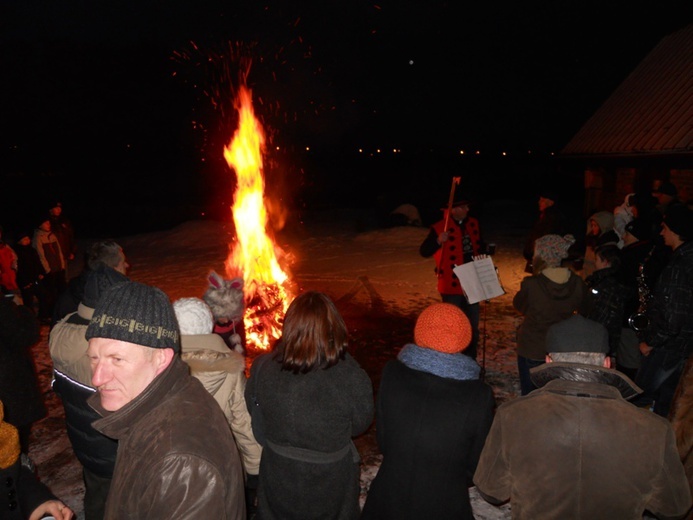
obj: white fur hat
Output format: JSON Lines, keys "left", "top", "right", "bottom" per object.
{"left": 173, "top": 297, "right": 214, "bottom": 335}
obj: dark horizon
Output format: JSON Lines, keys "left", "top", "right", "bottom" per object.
{"left": 1, "top": 1, "right": 689, "bottom": 234}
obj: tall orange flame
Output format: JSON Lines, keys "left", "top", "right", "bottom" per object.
{"left": 224, "top": 85, "right": 293, "bottom": 350}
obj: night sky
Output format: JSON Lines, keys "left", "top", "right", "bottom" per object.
{"left": 0, "top": 1, "right": 690, "bottom": 231}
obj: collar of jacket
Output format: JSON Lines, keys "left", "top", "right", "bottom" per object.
{"left": 585, "top": 265, "right": 619, "bottom": 286}
{"left": 89, "top": 355, "right": 188, "bottom": 440}
{"left": 530, "top": 362, "right": 642, "bottom": 401}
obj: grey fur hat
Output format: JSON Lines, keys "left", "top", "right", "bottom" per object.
{"left": 202, "top": 272, "right": 245, "bottom": 322}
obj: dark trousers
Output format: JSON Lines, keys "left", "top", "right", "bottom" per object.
{"left": 83, "top": 467, "right": 112, "bottom": 520}
{"left": 442, "top": 293, "right": 479, "bottom": 359}
{"left": 518, "top": 355, "right": 545, "bottom": 396}
{"left": 634, "top": 349, "right": 685, "bottom": 417}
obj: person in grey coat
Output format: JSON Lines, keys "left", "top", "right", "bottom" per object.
{"left": 246, "top": 291, "right": 374, "bottom": 520}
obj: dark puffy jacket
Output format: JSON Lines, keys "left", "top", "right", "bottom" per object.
{"left": 646, "top": 240, "right": 693, "bottom": 369}
{"left": 91, "top": 356, "right": 246, "bottom": 520}
{"left": 50, "top": 311, "right": 118, "bottom": 477}
{"left": 585, "top": 266, "right": 627, "bottom": 354}
{"left": 53, "top": 371, "right": 117, "bottom": 477}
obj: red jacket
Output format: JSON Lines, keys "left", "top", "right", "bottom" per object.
{"left": 431, "top": 216, "right": 482, "bottom": 295}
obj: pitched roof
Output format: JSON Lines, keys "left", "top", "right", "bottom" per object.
{"left": 562, "top": 24, "right": 693, "bottom": 158}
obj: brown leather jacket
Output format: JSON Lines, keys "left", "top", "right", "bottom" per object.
{"left": 474, "top": 363, "right": 692, "bottom": 519}
{"left": 91, "top": 356, "right": 246, "bottom": 519}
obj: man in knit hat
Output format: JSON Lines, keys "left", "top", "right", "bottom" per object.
{"left": 85, "top": 281, "right": 245, "bottom": 519}
{"left": 636, "top": 204, "right": 693, "bottom": 417}
{"left": 362, "top": 303, "right": 494, "bottom": 519}
{"left": 49, "top": 264, "right": 128, "bottom": 520}
{"left": 474, "top": 314, "right": 691, "bottom": 519}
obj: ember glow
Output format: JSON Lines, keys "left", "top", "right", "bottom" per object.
{"left": 224, "top": 85, "right": 293, "bottom": 350}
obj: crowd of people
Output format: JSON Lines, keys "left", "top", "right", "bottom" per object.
{"left": 0, "top": 181, "right": 692, "bottom": 519}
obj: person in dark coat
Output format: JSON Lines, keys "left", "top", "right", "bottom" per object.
{"left": 0, "top": 399, "right": 74, "bottom": 520}
{"left": 0, "top": 296, "right": 46, "bottom": 452}
{"left": 585, "top": 245, "right": 627, "bottom": 357}
{"left": 523, "top": 190, "right": 568, "bottom": 272}
{"left": 638, "top": 204, "right": 693, "bottom": 417}
{"left": 246, "top": 291, "right": 374, "bottom": 520}
{"left": 52, "top": 240, "right": 129, "bottom": 326}
{"left": 13, "top": 230, "right": 46, "bottom": 315}
{"left": 361, "top": 303, "right": 495, "bottom": 520}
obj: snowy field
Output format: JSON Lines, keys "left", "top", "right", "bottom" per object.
{"left": 29, "top": 202, "right": 533, "bottom": 519}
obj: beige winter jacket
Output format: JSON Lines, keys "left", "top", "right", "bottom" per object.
{"left": 181, "top": 334, "right": 262, "bottom": 475}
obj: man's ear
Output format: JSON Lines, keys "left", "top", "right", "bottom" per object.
{"left": 545, "top": 354, "right": 552, "bottom": 364}
{"left": 603, "top": 355, "right": 611, "bottom": 369}
{"left": 154, "top": 348, "right": 175, "bottom": 375}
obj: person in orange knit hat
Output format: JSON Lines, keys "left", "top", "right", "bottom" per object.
{"left": 0, "top": 400, "right": 73, "bottom": 520}
{"left": 362, "top": 303, "right": 495, "bottom": 520}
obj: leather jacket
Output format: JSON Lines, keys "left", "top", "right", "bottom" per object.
{"left": 91, "top": 356, "right": 246, "bottom": 519}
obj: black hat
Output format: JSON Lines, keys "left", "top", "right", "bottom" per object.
{"left": 654, "top": 181, "right": 677, "bottom": 197}
{"left": 663, "top": 204, "right": 693, "bottom": 240}
{"left": 81, "top": 265, "right": 129, "bottom": 309}
{"left": 546, "top": 315, "right": 609, "bottom": 354}
{"left": 624, "top": 219, "right": 649, "bottom": 241}
{"left": 86, "top": 281, "right": 180, "bottom": 353}
{"left": 539, "top": 189, "right": 558, "bottom": 202}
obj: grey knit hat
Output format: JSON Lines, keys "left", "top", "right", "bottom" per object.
{"left": 546, "top": 314, "right": 609, "bottom": 354}
{"left": 82, "top": 265, "right": 129, "bottom": 308}
{"left": 86, "top": 281, "right": 180, "bottom": 352}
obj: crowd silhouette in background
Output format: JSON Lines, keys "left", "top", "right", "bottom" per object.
{"left": 0, "top": 180, "right": 692, "bottom": 519}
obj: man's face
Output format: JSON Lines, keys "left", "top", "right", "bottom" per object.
{"left": 39, "top": 220, "right": 51, "bottom": 232}
{"left": 115, "top": 249, "right": 130, "bottom": 275}
{"left": 538, "top": 197, "right": 554, "bottom": 212}
{"left": 661, "top": 223, "right": 682, "bottom": 250}
{"left": 451, "top": 205, "right": 469, "bottom": 221}
{"left": 88, "top": 338, "right": 167, "bottom": 411}
{"left": 18, "top": 236, "right": 31, "bottom": 246}
{"left": 50, "top": 206, "right": 62, "bottom": 217}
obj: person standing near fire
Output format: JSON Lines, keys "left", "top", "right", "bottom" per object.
{"left": 420, "top": 198, "right": 487, "bottom": 360}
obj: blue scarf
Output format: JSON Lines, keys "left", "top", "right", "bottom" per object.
{"left": 397, "top": 344, "right": 480, "bottom": 381}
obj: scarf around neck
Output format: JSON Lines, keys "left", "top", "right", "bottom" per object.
{"left": 398, "top": 343, "right": 480, "bottom": 381}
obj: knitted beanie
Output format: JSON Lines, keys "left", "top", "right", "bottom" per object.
{"left": 414, "top": 303, "right": 472, "bottom": 354}
{"left": 86, "top": 281, "right": 180, "bottom": 353}
{"left": 0, "top": 401, "right": 20, "bottom": 470}
{"left": 173, "top": 297, "right": 214, "bottom": 335}
{"left": 546, "top": 314, "right": 609, "bottom": 354}
{"left": 664, "top": 204, "right": 693, "bottom": 240}
{"left": 534, "top": 234, "right": 575, "bottom": 268}
{"left": 82, "top": 264, "right": 129, "bottom": 308}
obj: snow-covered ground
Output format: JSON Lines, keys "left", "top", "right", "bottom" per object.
{"left": 29, "top": 202, "right": 533, "bottom": 518}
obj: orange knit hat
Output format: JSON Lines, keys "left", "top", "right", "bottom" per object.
{"left": 414, "top": 303, "right": 472, "bottom": 354}
{"left": 0, "top": 400, "right": 20, "bottom": 470}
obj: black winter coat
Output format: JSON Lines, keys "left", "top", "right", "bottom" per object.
{"left": 361, "top": 359, "right": 495, "bottom": 520}
{"left": 585, "top": 266, "right": 627, "bottom": 354}
{"left": 0, "top": 299, "right": 46, "bottom": 429}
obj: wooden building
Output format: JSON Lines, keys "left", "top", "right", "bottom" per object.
{"left": 561, "top": 24, "right": 693, "bottom": 215}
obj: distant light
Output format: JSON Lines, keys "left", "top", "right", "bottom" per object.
{"left": 358, "top": 148, "right": 363, "bottom": 153}
{"left": 377, "top": 149, "right": 381, "bottom": 153}
{"left": 392, "top": 148, "right": 397, "bottom": 153}
{"left": 528, "top": 150, "right": 532, "bottom": 154}
{"left": 409, "top": 60, "right": 414, "bottom": 65}
{"left": 502, "top": 152, "right": 507, "bottom": 156}
{"left": 459, "top": 150, "right": 465, "bottom": 155}
{"left": 276, "top": 146, "right": 280, "bottom": 151}
{"left": 475, "top": 150, "right": 480, "bottom": 155}
{"left": 550, "top": 152, "right": 554, "bottom": 156}
{"left": 306, "top": 146, "right": 310, "bottom": 151}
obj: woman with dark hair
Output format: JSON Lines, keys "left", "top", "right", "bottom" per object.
{"left": 246, "top": 291, "right": 374, "bottom": 520}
